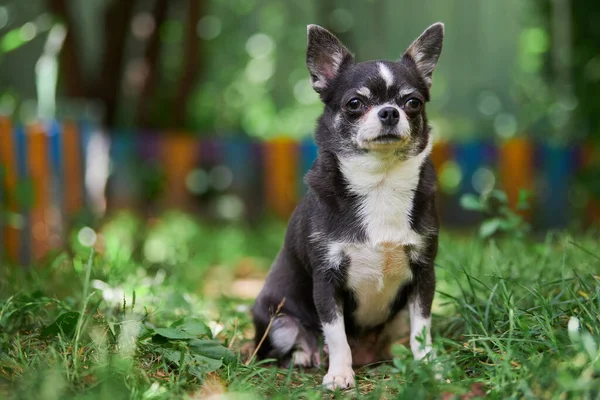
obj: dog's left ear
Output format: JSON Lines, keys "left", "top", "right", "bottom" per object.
{"left": 306, "top": 24, "right": 354, "bottom": 94}
{"left": 402, "top": 22, "right": 444, "bottom": 87}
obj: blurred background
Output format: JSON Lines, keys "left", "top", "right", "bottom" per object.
{"left": 0, "top": 0, "right": 599, "bottom": 264}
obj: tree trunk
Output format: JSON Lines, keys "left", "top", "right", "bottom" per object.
{"left": 48, "top": 0, "right": 86, "bottom": 98}
{"left": 136, "top": 0, "right": 170, "bottom": 128}
{"left": 98, "top": 0, "right": 136, "bottom": 127}
{"left": 172, "top": 0, "right": 203, "bottom": 128}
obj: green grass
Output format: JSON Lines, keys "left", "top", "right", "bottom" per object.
{"left": 1, "top": 211, "right": 599, "bottom": 399}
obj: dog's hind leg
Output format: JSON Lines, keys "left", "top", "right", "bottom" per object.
{"left": 268, "top": 315, "right": 320, "bottom": 368}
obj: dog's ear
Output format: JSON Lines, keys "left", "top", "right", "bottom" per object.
{"left": 306, "top": 25, "right": 354, "bottom": 94}
{"left": 402, "top": 22, "right": 444, "bottom": 87}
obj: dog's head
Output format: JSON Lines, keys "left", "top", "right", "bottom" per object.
{"left": 307, "top": 23, "right": 444, "bottom": 160}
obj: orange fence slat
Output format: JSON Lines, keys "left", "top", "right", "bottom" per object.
{"left": 430, "top": 140, "right": 452, "bottom": 172}
{"left": 0, "top": 117, "right": 19, "bottom": 261}
{"left": 27, "top": 122, "right": 50, "bottom": 259}
{"left": 161, "top": 134, "right": 198, "bottom": 210}
{"left": 264, "top": 138, "right": 298, "bottom": 219}
{"left": 500, "top": 138, "right": 534, "bottom": 214}
{"left": 62, "top": 120, "right": 83, "bottom": 216}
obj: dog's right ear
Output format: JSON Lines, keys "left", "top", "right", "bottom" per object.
{"left": 306, "top": 25, "right": 354, "bottom": 94}
{"left": 402, "top": 23, "right": 444, "bottom": 88}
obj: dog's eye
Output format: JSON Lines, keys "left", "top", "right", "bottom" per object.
{"left": 346, "top": 98, "right": 364, "bottom": 111}
{"left": 404, "top": 98, "right": 422, "bottom": 112}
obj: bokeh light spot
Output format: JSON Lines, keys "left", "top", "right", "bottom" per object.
{"left": 78, "top": 227, "right": 97, "bottom": 247}
{"left": 293, "top": 78, "right": 319, "bottom": 105}
{"left": 216, "top": 195, "right": 244, "bottom": 220}
{"left": 33, "top": 223, "right": 48, "bottom": 241}
{"left": 209, "top": 166, "right": 233, "bottom": 191}
{"left": 439, "top": 161, "right": 462, "bottom": 193}
{"left": 477, "top": 91, "right": 501, "bottom": 116}
{"left": 7, "top": 212, "right": 23, "bottom": 229}
{"left": 34, "top": 13, "right": 51, "bottom": 31}
{"left": 197, "top": 16, "right": 221, "bottom": 40}
{"left": 0, "top": 7, "right": 8, "bottom": 30}
{"left": 20, "top": 22, "right": 36, "bottom": 41}
{"left": 185, "top": 168, "right": 209, "bottom": 194}
{"left": 494, "top": 113, "right": 517, "bottom": 138}
{"left": 124, "top": 58, "right": 150, "bottom": 93}
{"left": 245, "top": 58, "right": 274, "bottom": 83}
{"left": 131, "top": 12, "right": 155, "bottom": 39}
{"left": 144, "top": 237, "right": 167, "bottom": 263}
{"left": 472, "top": 167, "right": 496, "bottom": 194}
{"left": 521, "top": 27, "right": 549, "bottom": 54}
{"left": 329, "top": 9, "right": 354, "bottom": 33}
{"left": 245, "top": 33, "right": 275, "bottom": 59}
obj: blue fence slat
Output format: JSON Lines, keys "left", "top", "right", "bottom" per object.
{"left": 298, "top": 139, "right": 317, "bottom": 196}
{"left": 109, "top": 133, "right": 139, "bottom": 205}
{"left": 47, "top": 120, "right": 63, "bottom": 236}
{"left": 454, "top": 141, "right": 495, "bottom": 194}
{"left": 224, "top": 138, "right": 250, "bottom": 192}
{"left": 538, "top": 145, "right": 575, "bottom": 229}
{"left": 15, "top": 125, "right": 30, "bottom": 265}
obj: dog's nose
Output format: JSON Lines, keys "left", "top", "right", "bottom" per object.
{"left": 377, "top": 107, "right": 400, "bottom": 126}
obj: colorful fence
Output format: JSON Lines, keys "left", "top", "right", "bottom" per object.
{"left": 1, "top": 117, "right": 599, "bottom": 264}
{"left": 0, "top": 118, "right": 90, "bottom": 264}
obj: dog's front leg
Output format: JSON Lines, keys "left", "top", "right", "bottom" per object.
{"left": 313, "top": 270, "right": 354, "bottom": 390}
{"left": 408, "top": 259, "right": 435, "bottom": 360}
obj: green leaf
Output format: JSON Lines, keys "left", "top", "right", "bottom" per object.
{"left": 40, "top": 311, "right": 80, "bottom": 338}
{"left": 188, "top": 339, "right": 233, "bottom": 362}
{"left": 498, "top": 218, "right": 518, "bottom": 231}
{"left": 479, "top": 218, "right": 501, "bottom": 238}
{"left": 488, "top": 190, "right": 508, "bottom": 204}
{"left": 171, "top": 318, "right": 211, "bottom": 337}
{"left": 188, "top": 354, "right": 223, "bottom": 377}
{"left": 158, "top": 345, "right": 225, "bottom": 378}
{"left": 153, "top": 318, "right": 211, "bottom": 340}
{"left": 153, "top": 327, "right": 198, "bottom": 340}
{"left": 158, "top": 348, "right": 184, "bottom": 366}
{"left": 460, "top": 194, "right": 484, "bottom": 211}
{"left": 1, "top": 29, "right": 26, "bottom": 53}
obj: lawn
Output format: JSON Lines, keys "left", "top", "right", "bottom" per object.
{"left": 0, "top": 211, "right": 599, "bottom": 399}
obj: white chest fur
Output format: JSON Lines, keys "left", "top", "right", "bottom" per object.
{"left": 331, "top": 140, "right": 432, "bottom": 327}
{"left": 339, "top": 241, "right": 413, "bottom": 326}
{"left": 339, "top": 144, "right": 430, "bottom": 246}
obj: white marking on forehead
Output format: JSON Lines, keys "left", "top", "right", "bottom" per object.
{"left": 356, "top": 87, "right": 372, "bottom": 98}
{"left": 399, "top": 87, "right": 415, "bottom": 98}
{"left": 378, "top": 63, "right": 394, "bottom": 88}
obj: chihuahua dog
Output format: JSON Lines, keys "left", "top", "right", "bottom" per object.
{"left": 252, "top": 22, "right": 443, "bottom": 390}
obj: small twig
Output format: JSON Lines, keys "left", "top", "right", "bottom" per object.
{"left": 227, "top": 319, "right": 239, "bottom": 350}
{"left": 245, "top": 298, "right": 286, "bottom": 366}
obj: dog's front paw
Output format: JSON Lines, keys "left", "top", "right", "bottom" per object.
{"left": 322, "top": 368, "right": 355, "bottom": 390}
{"left": 412, "top": 344, "right": 435, "bottom": 361}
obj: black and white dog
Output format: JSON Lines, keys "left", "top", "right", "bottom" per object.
{"left": 252, "top": 22, "right": 444, "bottom": 390}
